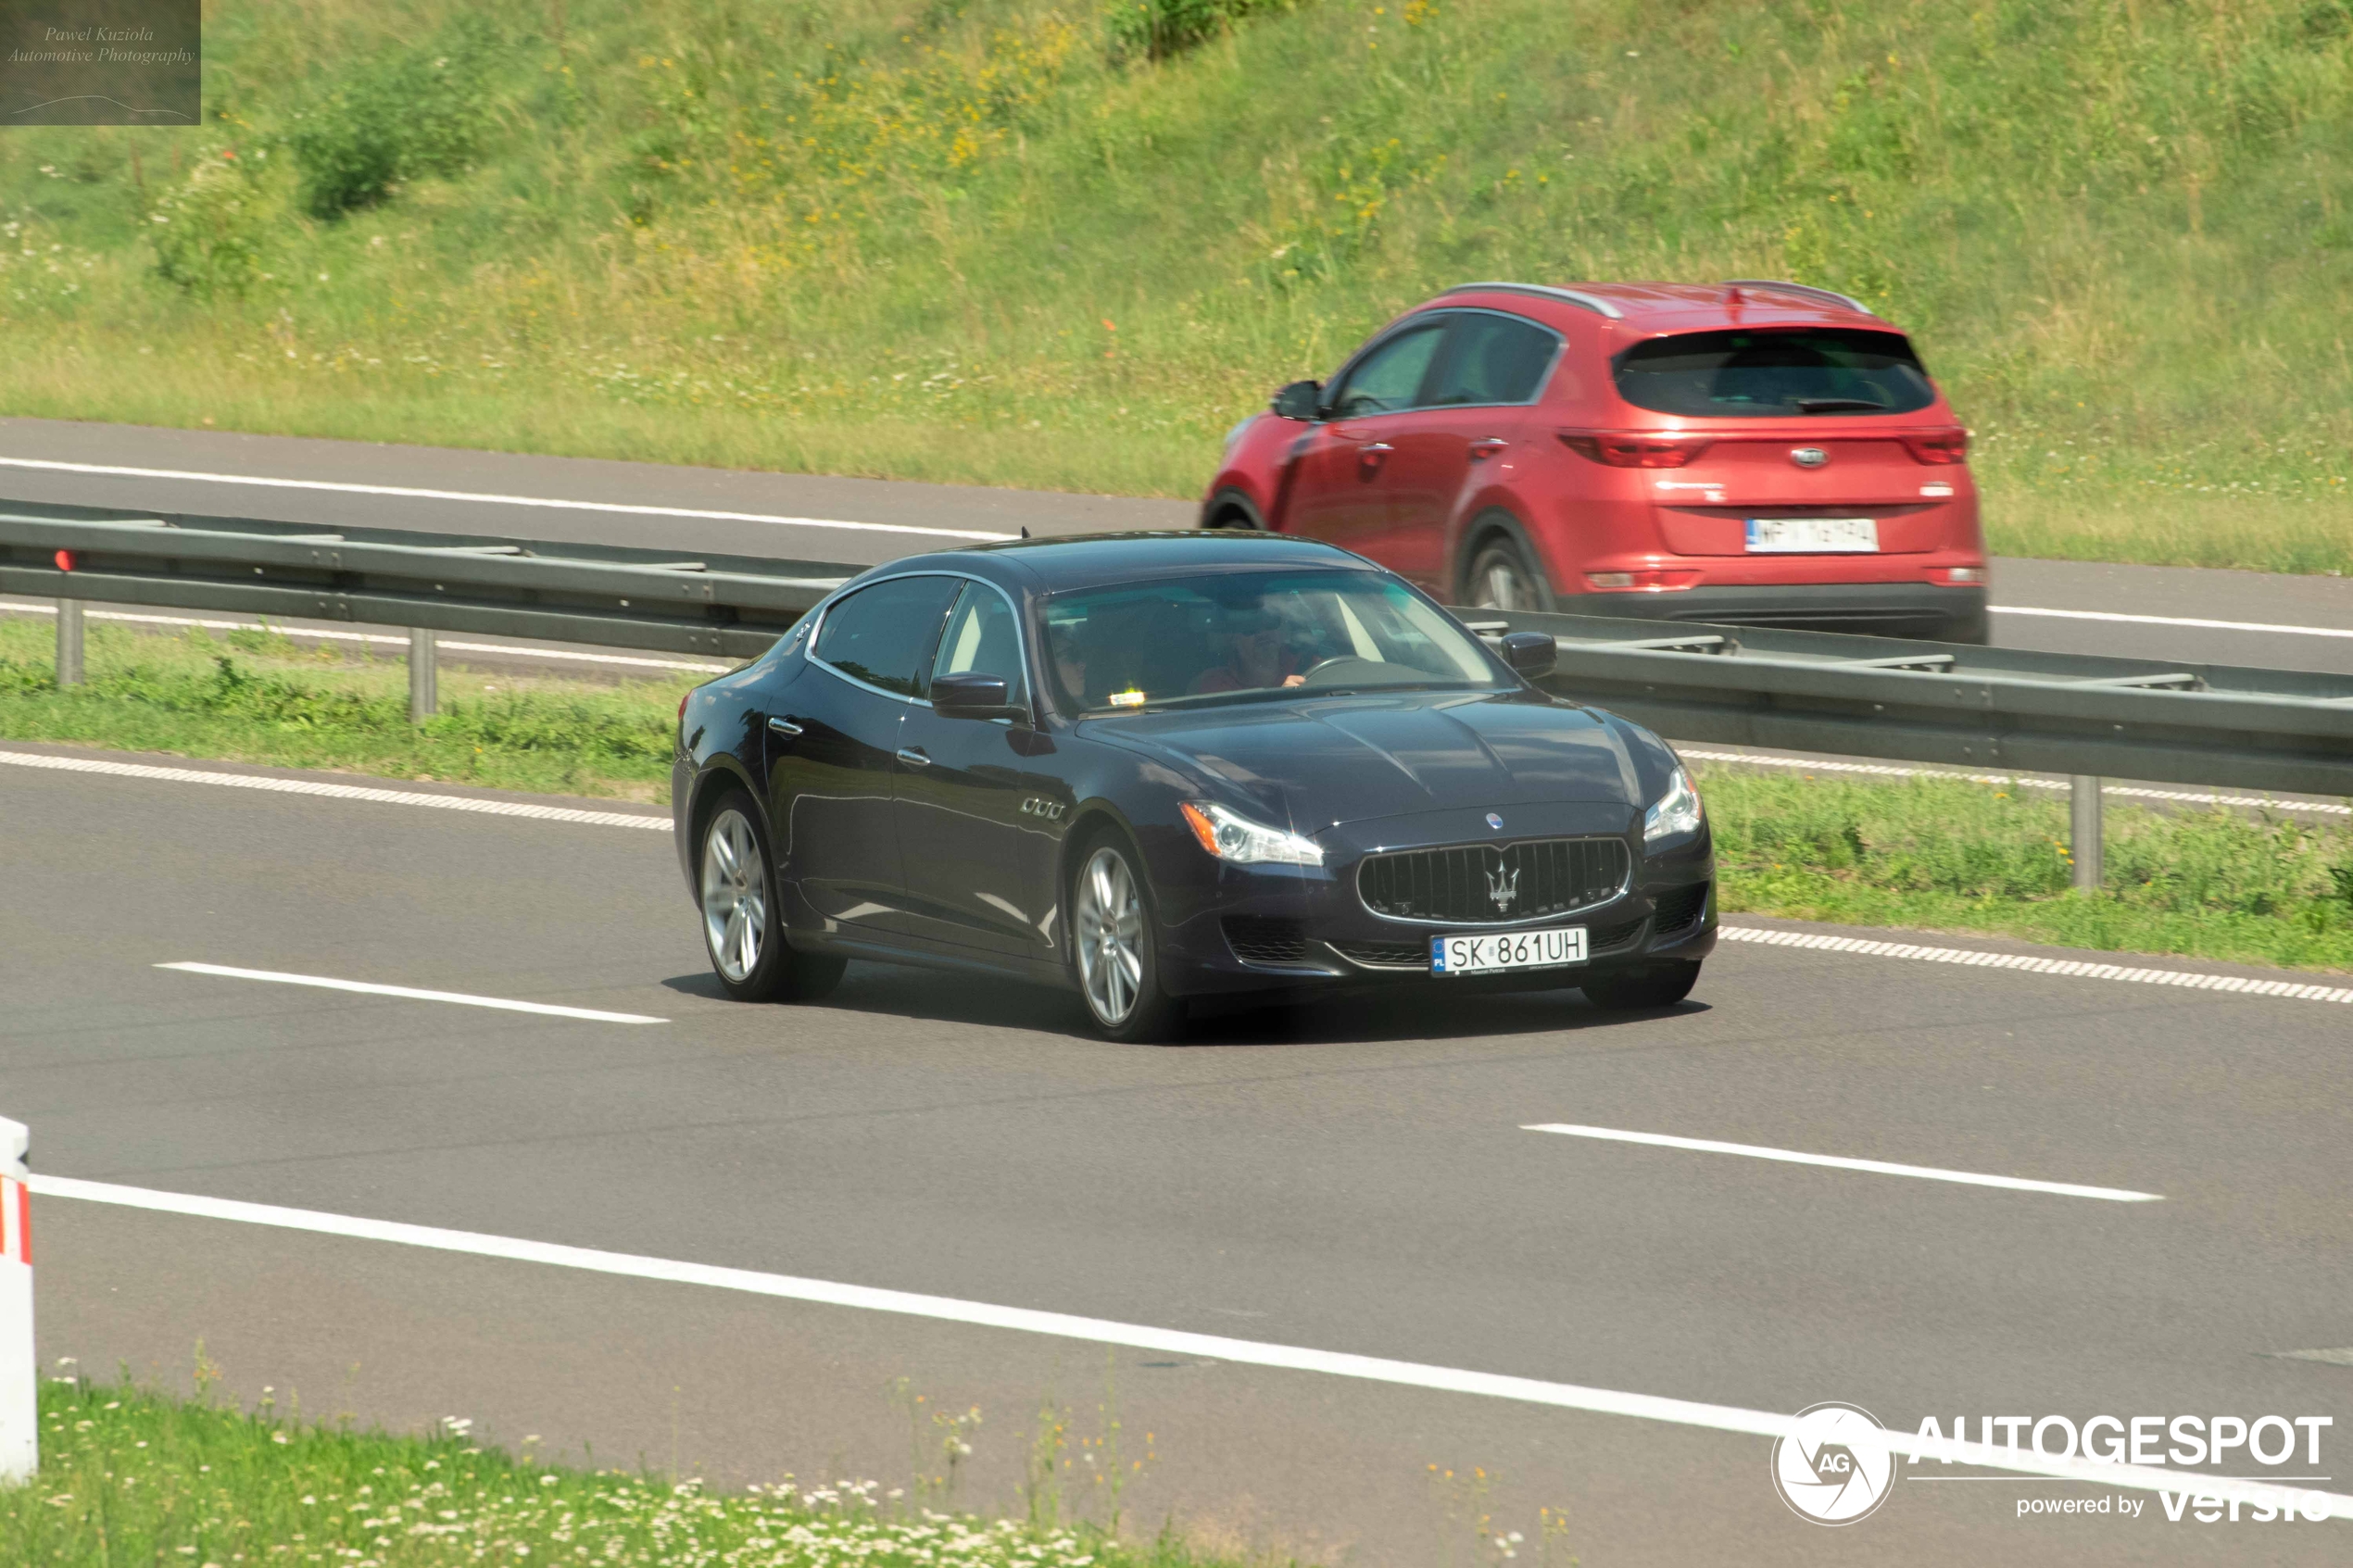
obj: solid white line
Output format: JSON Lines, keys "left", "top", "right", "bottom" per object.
{"left": 1995, "top": 604, "right": 2353, "bottom": 640}
{"left": 0, "top": 456, "right": 1013, "bottom": 542}
{"left": 1677, "top": 747, "right": 2352, "bottom": 817}
{"left": 1718, "top": 924, "right": 2353, "bottom": 1005}
{"left": 0, "top": 749, "right": 672, "bottom": 830}
{"left": 1521, "top": 1123, "right": 2161, "bottom": 1202}
{"left": 25, "top": 1173, "right": 2347, "bottom": 1519}
{"left": 0, "top": 603, "right": 732, "bottom": 672}
{"left": 156, "top": 961, "right": 666, "bottom": 1023}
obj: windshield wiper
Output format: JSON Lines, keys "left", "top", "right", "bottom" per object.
{"left": 1793, "top": 396, "right": 1888, "bottom": 413}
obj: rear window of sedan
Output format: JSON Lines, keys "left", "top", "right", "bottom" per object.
{"left": 1614, "top": 328, "right": 1936, "bottom": 418}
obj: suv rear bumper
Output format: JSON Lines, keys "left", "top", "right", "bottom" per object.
{"left": 1547, "top": 583, "right": 1987, "bottom": 643}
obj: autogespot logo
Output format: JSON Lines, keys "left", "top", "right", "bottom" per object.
{"left": 1772, "top": 1403, "right": 1894, "bottom": 1524}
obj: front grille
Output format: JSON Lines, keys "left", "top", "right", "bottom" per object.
{"left": 1331, "top": 937, "right": 1428, "bottom": 969}
{"left": 1223, "top": 916, "right": 1311, "bottom": 966}
{"left": 1589, "top": 915, "right": 1646, "bottom": 952}
{"left": 1358, "top": 836, "right": 1629, "bottom": 925}
{"left": 1652, "top": 882, "right": 1709, "bottom": 934}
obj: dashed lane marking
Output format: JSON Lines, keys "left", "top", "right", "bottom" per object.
{"left": 156, "top": 961, "right": 667, "bottom": 1023}
{"left": 1522, "top": 1123, "right": 2162, "bottom": 1202}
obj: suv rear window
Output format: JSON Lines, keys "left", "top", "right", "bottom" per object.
{"left": 1614, "top": 328, "right": 1935, "bottom": 418}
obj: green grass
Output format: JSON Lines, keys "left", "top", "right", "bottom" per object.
{"left": 5, "top": 1, "right": 2353, "bottom": 574}
{"left": 0, "top": 617, "right": 694, "bottom": 801}
{"left": 2, "top": 1374, "right": 1273, "bottom": 1568}
{"left": 1696, "top": 763, "right": 2353, "bottom": 972}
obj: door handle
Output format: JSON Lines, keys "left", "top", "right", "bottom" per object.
{"left": 767, "top": 717, "right": 804, "bottom": 736}
{"left": 1360, "top": 442, "right": 1395, "bottom": 456}
{"left": 895, "top": 746, "right": 932, "bottom": 768}
{"left": 1469, "top": 437, "right": 1509, "bottom": 459}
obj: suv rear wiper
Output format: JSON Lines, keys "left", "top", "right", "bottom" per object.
{"left": 1793, "top": 397, "right": 1888, "bottom": 413}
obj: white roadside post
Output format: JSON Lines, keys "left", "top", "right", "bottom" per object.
{"left": 0, "top": 1116, "right": 32, "bottom": 1484}
{"left": 409, "top": 628, "right": 438, "bottom": 721}
{"left": 2070, "top": 775, "right": 2104, "bottom": 893}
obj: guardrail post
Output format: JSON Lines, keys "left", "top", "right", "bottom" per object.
{"left": 0, "top": 1116, "right": 33, "bottom": 1485}
{"left": 2070, "top": 776, "right": 2104, "bottom": 892}
{"left": 55, "top": 599, "right": 83, "bottom": 686}
{"left": 409, "top": 628, "right": 437, "bottom": 721}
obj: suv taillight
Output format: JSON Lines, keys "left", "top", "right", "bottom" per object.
{"left": 1557, "top": 431, "right": 1717, "bottom": 469}
{"left": 1898, "top": 427, "right": 1969, "bottom": 464}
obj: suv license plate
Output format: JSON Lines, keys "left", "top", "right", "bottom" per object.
{"left": 1745, "top": 517, "right": 1879, "bottom": 553}
{"left": 1431, "top": 926, "right": 1589, "bottom": 975}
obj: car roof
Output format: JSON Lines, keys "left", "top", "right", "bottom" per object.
{"left": 1430, "top": 280, "right": 1894, "bottom": 337}
{"left": 880, "top": 530, "right": 1370, "bottom": 595}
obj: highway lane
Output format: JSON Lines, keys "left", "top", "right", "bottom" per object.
{"left": 4, "top": 415, "right": 2352, "bottom": 677}
{"left": 4, "top": 745, "right": 2350, "bottom": 1562}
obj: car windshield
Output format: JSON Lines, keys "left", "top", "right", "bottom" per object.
{"left": 1614, "top": 327, "right": 1936, "bottom": 417}
{"left": 1040, "top": 569, "right": 1506, "bottom": 715}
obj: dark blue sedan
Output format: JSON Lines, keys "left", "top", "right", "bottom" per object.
{"left": 673, "top": 531, "right": 1715, "bottom": 1041}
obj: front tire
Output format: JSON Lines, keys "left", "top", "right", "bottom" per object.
{"left": 699, "top": 791, "right": 847, "bottom": 1003}
{"left": 1070, "top": 834, "right": 1186, "bottom": 1044}
{"left": 1579, "top": 960, "right": 1701, "bottom": 1011}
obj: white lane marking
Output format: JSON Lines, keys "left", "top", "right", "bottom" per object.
{"left": 1718, "top": 924, "right": 2353, "bottom": 1005}
{"left": 1678, "top": 747, "right": 2353, "bottom": 817}
{"left": 0, "top": 749, "right": 672, "bottom": 831}
{"left": 0, "top": 456, "right": 1013, "bottom": 542}
{"left": 28, "top": 1174, "right": 2348, "bottom": 1517}
{"left": 0, "top": 603, "right": 731, "bottom": 672}
{"left": 1995, "top": 604, "right": 2353, "bottom": 640}
{"left": 1521, "top": 1123, "right": 2161, "bottom": 1202}
{"left": 156, "top": 961, "right": 667, "bottom": 1023}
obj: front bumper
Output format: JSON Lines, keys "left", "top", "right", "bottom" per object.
{"left": 1151, "top": 804, "right": 1716, "bottom": 1000}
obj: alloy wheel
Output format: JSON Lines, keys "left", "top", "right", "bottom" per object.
{"left": 1074, "top": 845, "right": 1145, "bottom": 1026}
{"left": 701, "top": 807, "right": 768, "bottom": 984}
{"left": 1469, "top": 545, "right": 1540, "bottom": 610}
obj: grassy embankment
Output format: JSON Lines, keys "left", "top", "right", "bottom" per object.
{"left": 6, "top": 616, "right": 2351, "bottom": 972}
{"left": 0, "top": 1374, "right": 1304, "bottom": 1568}
{"left": 5, "top": 1, "right": 2353, "bottom": 572}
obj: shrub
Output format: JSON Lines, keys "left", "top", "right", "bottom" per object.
{"left": 288, "top": 21, "right": 497, "bottom": 220}
{"left": 1106, "top": 0, "right": 1298, "bottom": 64}
{"left": 147, "top": 150, "right": 270, "bottom": 298}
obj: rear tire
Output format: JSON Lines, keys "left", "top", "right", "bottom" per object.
{"left": 1462, "top": 531, "right": 1552, "bottom": 611}
{"left": 1069, "top": 833, "right": 1187, "bottom": 1044}
{"left": 1579, "top": 961, "right": 1701, "bottom": 1011}
{"left": 698, "top": 790, "right": 847, "bottom": 1004}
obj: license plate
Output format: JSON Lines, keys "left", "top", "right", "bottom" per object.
{"left": 1745, "top": 516, "right": 1879, "bottom": 553}
{"left": 1431, "top": 925, "right": 1589, "bottom": 975}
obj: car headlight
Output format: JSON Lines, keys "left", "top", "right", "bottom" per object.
{"left": 1642, "top": 766, "right": 1704, "bottom": 845}
{"left": 1180, "top": 800, "right": 1324, "bottom": 867}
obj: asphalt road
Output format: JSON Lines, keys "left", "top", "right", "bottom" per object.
{"left": 5, "top": 415, "right": 2353, "bottom": 676}
{"left": 5, "top": 741, "right": 2350, "bottom": 1563}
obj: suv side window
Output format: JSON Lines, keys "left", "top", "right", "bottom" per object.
{"left": 1327, "top": 320, "right": 1446, "bottom": 419}
{"left": 813, "top": 575, "right": 962, "bottom": 698}
{"left": 1426, "top": 312, "right": 1559, "bottom": 407}
{"left": 929, "top": 580, "right": 1028, "bottom": 709}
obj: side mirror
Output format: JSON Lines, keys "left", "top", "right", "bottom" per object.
{"left": 1499, "top": 632, "right": 1557, "bottom": 678}
{"left": 1270, "top": 380, "right": 1323, "bottom": 420}
{"left": 932, "top": 671, "right": 1026, "bottom": 721}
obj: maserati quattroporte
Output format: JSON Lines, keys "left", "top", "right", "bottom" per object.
{"left": 673, "top": 531, "right": 1715, "bottom": 1041}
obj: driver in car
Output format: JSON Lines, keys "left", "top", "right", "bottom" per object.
{"left": 1190, "top": 599, "right": 1310, "bottom": 695}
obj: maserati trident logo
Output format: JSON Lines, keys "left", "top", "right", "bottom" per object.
{"left": 1485, "top": 812, "right": 1504, "bottom": 831}
{"left": 1790, "top": 446, "right": 1830, "bottom": 469}
{"left": 1486, "top": 859, "right": 1520, "bottom": 912}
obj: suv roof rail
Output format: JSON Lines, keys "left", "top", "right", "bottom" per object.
{"left": 1720, "top": 279, "right": 1877, "bottom": 317}
{"left": 1441, "top": 282, "right": 1625, "bottom": 320}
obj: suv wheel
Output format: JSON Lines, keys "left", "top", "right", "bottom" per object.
{"left": 1464, "top": 533, "right": 1550, "bottom": 611}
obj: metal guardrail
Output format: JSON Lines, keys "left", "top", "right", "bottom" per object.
{"left": 0, "top": 500, "right": 857, "bottom": 660}
{"left": 1449, "top": 608, "right": 2353, "bottom": 799}
{"left": 6, "top": 500, "right": 2350, "bottom": 885}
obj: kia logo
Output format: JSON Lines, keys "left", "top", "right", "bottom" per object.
{"left": 1790, "top": 446, "right": 1830, "bottom": 469}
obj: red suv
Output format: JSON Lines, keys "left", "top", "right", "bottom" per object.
{"left": 1202, "top": 281, "right": 1988, "bottom": 642}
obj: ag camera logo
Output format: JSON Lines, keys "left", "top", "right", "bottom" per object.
{"left": 1772, "top": 1403, "right": 1894, "bottom": 1524}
